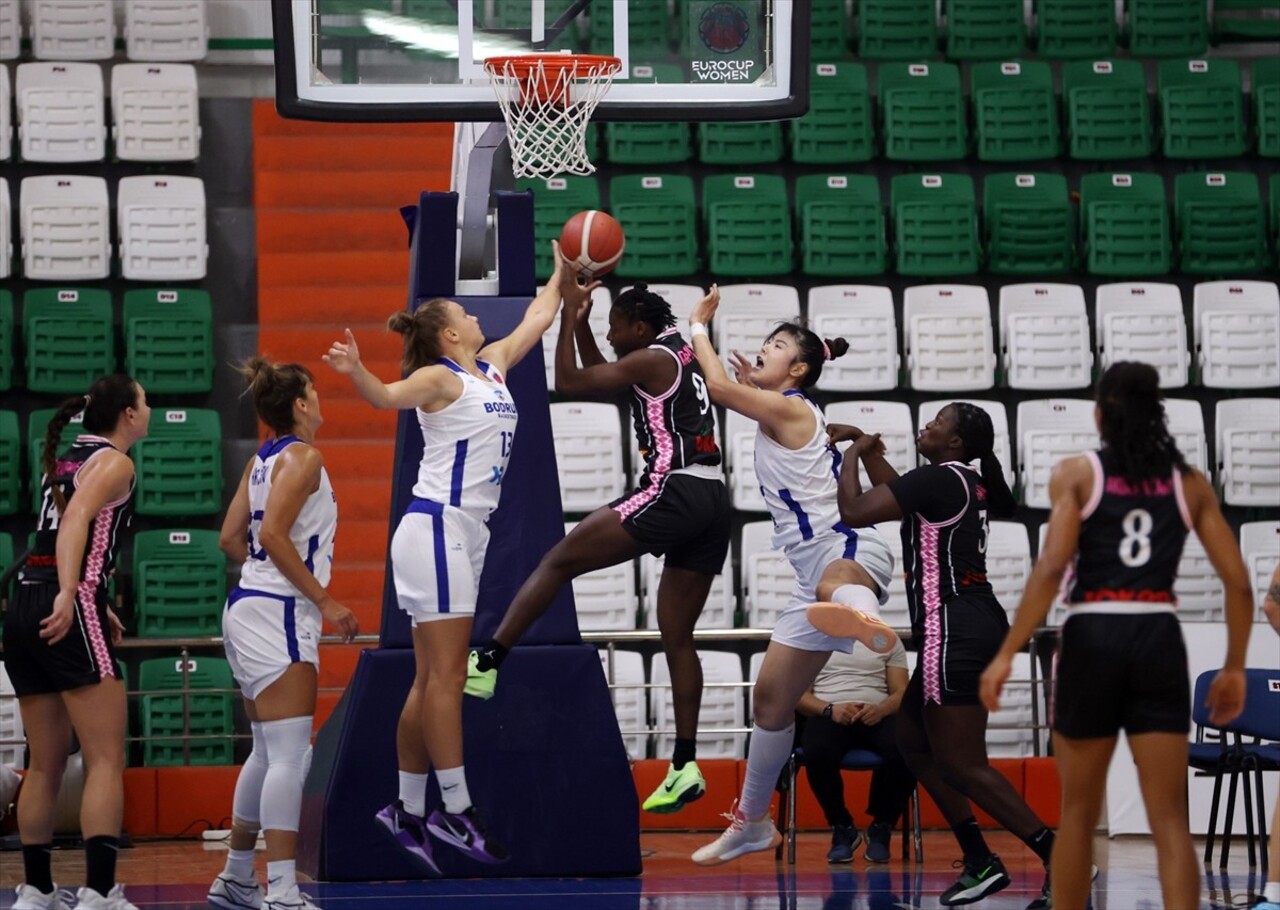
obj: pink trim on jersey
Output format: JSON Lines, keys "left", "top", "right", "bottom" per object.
{"left": 632, "top": 334, "right": 684, "bottom": 403}
{"left": 1048, "top": 635, "right": 1061, "bottom": 727}
{"left": 613, "top": 474, "right": 668, "bottom": 520}
{"left": 919, "top": 521, "right": 945, "bottom": 704}
{"left": 1080, "top": 451, "right": 1105, "bottom": 520}
{"left": 77, "top": 501, "right": 117, "bottom": 679}
{"left": 1172, "top": 467, "right": 1192, "bottom": 529}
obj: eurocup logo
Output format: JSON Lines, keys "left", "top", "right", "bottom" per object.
{"left": 699, "top": 2, "right": 750, "bottom": 54}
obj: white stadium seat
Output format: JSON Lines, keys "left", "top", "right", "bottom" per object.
{"left": 740, "top": 520, "right": 794, "bottom": 630}
{"left": 548, "top": 401, "right": 626, "bottom": 512}
{"left": 998, "top": 283, "right": 1092, "bottom": 390}
{"left": 1162, "top": 398, "right": 1208, "bottom": 473}
{"left": 1192, "top": 281, "right": 1280, "bottom": 389}
{"left": 565, "top": 521, "right": 637, "bottom": 632}
{"left": 597, "top": 648, "right": 647, "bottom": 760}
{"left": 915, "top": 398, "right": 1014, "bottom": 486}
{"left": 627, "top": 283, "right": 704, "bottom": 327}
{"left": 987, "top": 521, "right": 1031, "bottom": 623}
{"left": 0, "top": 0, "right": 19, "bottom": 59}
{"left": 986, "top": 653, "right": 1039, "bottom": 757}
{"left": 1215, "top": 398, "right": 1280, "bottom": 507}
{"left": 1016, "top": 399, "right": 1097, "bottom": 509}
{"left": 651, "top": 650, "right": 745, "bottom": 759}
{"left": 714, "top": 283, "right": 799, "bottom": 370}
{"left": 1095, "top": 282, "right": 1189, "bottom": 389}
{"left": 0, "top": 63, "right": 11, "bottom": 160}
{"left": 641, "top": 551, "right": 735, "bottom": 631}
{"left": 872, "top": 520, "right": 911, "bottom": 629}
{"left": 1035, "top": 522, "right": 1070, "bottom": 626}
{"left": 20, "top": 174, "right": 110, "bottom": 280}
{"left": 117, "top": 174, "right": 208, "bottom": 280}
{"left": 1240, "top": 522, "right": 1280, "bottom": 623}
{"left": 124, "top": 0, "right": 208, "bottom": 61}
{"left": 0, "top": 178, "right": 10, "bottom": 279}
{"left": 539, "top": 285, "right": 611, "bottom": 390}
{"left": 1176, "top": 533, "right": 1220, "bottom": 621}
{"left": 16, "top": 61, "right": 106, "bottom": 162}
{"left": 31, "top": 0, "right": 114, "bottom": 60}
{"left": 807, "top": 285, "right": 899, "bottom": 392}
{"left": 723, "top": 409, "right": 766, "bottom": 512}
{"left": 111, "top": 63, "right": 201, "bottom": 162}
{"left": 903, "top": 284, "right": 997, "bottom": 392}
{"left": 825, "top": 400, "right": 915, "bottom": 492}
{"left": 0, "top": 662, "right": 24, "bottom": 769}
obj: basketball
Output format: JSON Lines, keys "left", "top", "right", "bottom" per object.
{"left": 558, "top": 210, "right": 625, "bottom": 279}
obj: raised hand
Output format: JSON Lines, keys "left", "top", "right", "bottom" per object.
{"left": 322, "top": 328, "right": 361, "bottom": 375}
{"left": 690, "top": 283, "right": 721, "bottom": 328}
{"left": 826, "top": 423, "right": 865, "bottom": 445}
{"left": 728, "top": 350, "right": 756, "bottom": 387}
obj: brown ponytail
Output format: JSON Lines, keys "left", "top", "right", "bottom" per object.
{"left": 390, "top": 299, "right": 453, "bottom": 373}
{"left": 240, "top": 355, "right": 313, "bottom": 436}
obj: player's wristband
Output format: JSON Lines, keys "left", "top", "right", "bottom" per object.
{"left": 822, "top": 703, "right": 834, "bottom": 719}
{"left": 690, "top": 322, "right": 709, "bottom": 338}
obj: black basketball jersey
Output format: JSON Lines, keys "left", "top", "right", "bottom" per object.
{"left": 1066, "top": 449, "right": 1188, "bottom": 606}
{"left": 887, "top": 462, "right": 999, "bottom": 634}
{"left": 24, "top": 436, "right": 135, "bottom": 595}
{"left": 630, "top": 328, "right": 721, "bottom": 489}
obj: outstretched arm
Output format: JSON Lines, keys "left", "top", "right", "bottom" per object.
{"left": 324, "top": 329, "right": 457, "bottom": 411}
{"left": 478, "top": 241, "right": 566, "bottom": 373}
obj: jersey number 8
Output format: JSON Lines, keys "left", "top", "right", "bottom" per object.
{"left": 1119, "top": 508, "right": 1153, "bottom": 568}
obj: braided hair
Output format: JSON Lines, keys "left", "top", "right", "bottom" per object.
{"left": 950, "top": 402, "right": 1017, "bottom": 518}
{"left": 1096, "top": 361, "right": 1188, "bottom": 485}
{"left": 612, "top": 284, "right": 675, "bottom": 335}
{"left": 767, "top": 321, "right": 849, "bottom": 389}
{"left": 42, "top": 374, "right": 140, "bottom": 514}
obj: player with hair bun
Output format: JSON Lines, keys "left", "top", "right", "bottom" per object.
{"left": 686, "top": 287, "right": 898, "bottom": 865}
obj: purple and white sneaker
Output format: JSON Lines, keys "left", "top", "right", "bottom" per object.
{"left": 426, "top": 807, "right": 509, "bottom": 864}
{"left": 374, "top": 801, "right": 440, "bottom": 875}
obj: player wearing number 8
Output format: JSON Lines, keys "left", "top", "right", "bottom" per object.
{"left": 981, "top": 361, "right": 1254, "bottom": 910}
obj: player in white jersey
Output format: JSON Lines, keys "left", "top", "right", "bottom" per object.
{"left": 684, "top": 286, "right": 898, "bottom": 866}
{"left": 322, "top": 247, "right": 565, "bottom": 871}
{"left": 211, "top": 358, "right": 357, "bottom": 910}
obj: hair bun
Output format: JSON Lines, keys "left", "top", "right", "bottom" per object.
{"left": 824, "top": 337, "right": 850, "bottom": 361}
{"left": 387, "top": 311, "right": 414, "bottom": 335}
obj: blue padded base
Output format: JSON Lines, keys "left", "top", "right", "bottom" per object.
{"left": 299, "top": 644, "right": 641, "bottom": 880}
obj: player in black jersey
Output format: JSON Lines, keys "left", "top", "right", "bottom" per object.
{"left": 811, "top": 403, "right": 1055, "bottom": 908}
{"left": 469, "top": 276, "right": 731, "bottom": 813}
{"left": 4, "top": 375, "right": 150, "bottom": 910}
{"left": 982, "top": 362, "right": 1253, "bottom": 910}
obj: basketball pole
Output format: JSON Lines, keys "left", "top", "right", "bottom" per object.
{"left": 457, "top": 121, "right": 515, "bottom": 282}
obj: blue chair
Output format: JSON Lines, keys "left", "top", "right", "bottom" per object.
{"left": 1190, "top": 668, "right": 1280, "bottom": 873}
{"left": 779, "top": 746, "right": 923, "bottom": 864}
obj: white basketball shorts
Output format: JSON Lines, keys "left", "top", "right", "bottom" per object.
{"left": 222, "top": 586, "right": 322, "bottom": 700}
{"left": 391, "top": 498, "right": 490, "bottom": 624}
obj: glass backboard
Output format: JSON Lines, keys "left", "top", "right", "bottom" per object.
{"left": 272, "top": 0, "right": 809, "bottom": 121}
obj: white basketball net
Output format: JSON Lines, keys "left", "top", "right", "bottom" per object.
{"left": 484, "top": 54, "right": 620, "bottom": 179}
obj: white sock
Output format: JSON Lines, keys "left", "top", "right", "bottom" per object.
{"left": 398, "top": 770, "right": 428, "bottom": 817}
{"left": 435, "top": 766, "right": 472, "bottom": 815}
{"left": 223, "top": 847, "right": 257, "bottom": 881}
{"left": 259, "top": 716, "right": 312, "bottom": 835}
{"left": 1265, "top": 881, "right": 1279, "bottom": 902}
{"left": 739, "top": 723, "right": 794, "bottom": 821}
{"left": 265, "top": 859, "right": 296, "bottom": 898}
{"left": 833, "top": 583, "right": 882, "bottom": 619}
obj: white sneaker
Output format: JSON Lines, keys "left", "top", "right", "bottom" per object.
{"left": 208, "top": 872, "right": 265, "bottom": 909}
{"left": 12, "top": 884, "right": 73, "bottom": 910}
{"left": 73, "top": 885, "right": 138, "bottom": 910}
{"left": 691, "top": 801, "right": 781, "bottom": 865}
{"left": 264, "top": 886, "right": 321, "bottom": 910}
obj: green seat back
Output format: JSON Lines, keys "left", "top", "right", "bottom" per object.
{"left": 701, "top": 174, "right": 792, "bottom": 277}
{"left": 608, "top": 175, "right": 699, "bottom": 279}
{"left": 789, "top": 62, "right": 873, "bottom": 164}
{"left": 810, "top": 0, "right": 852, "bottom": 61}
{"left": 1174, "top": 172, "right": 1270, "bottom": 275}
{"left": 139, "top": 656, "right": 234, "bottom": 766}
{"left": 27, "top": 407, "right": 80, "bottom": 514}
{"left": 858, "top": 0, "right": 938, "bottom": 60}
{"left": 1158, "top": 57, "right": 1247, "bottom": 159}
{"left": 1080, "top": 172, "right": 1172, "bottom": 276}
{"left": 515, "top": 175, "right": 603, "bottom": 282}
{"left": 971, "top": 60, "right": 1060, "bottom": 162}
{"left": 879, "top": 62, "right": 967, "bottom": 162}
{"left": 123, "top": 289, "right": 214, "bottom": 394}
{"left": 983, "top": 172, "right": 1074, "bottom": 275}
{"left": 131, "top": 408, "right": 223, "bottom": 516}
{"left": 0, "top": 531, "right": 13, "bottom": 607}
{"left": 1033, "top": 0, "right": 1116, "bottom": 58}
{"left": 22, "top": 288, "right": 115, "bottom": 395}
{"left": 1127, "top": 0, "right": 1209, "bottom": 56}
{"left": 133, "top": 529, "right": 227, "bottom": 637}
{"left": 0, "top": 290, "right": 12, "bottom": 391}
{"left": 0, "top": 411, "right": 18, "bottom": 516}
{"left": 1213, "top": 0, "right": 1280, "bottom": 41}
{"left": 890, "top": 173, "right": 979, "bottom": 276}
{"left": 697, "top": 121, "right": 784, "bottom": 166}
{"left": 1063, "top": 59, "right": 1153, "bottom": 160}
{"left": 1272, "top": 174, "right": 1280, "bottom": 254}
{"left": 603, "top": 64, "right": 692, "bottom": 165}
{"left": 794, "top": 174, "right": 886, "bottom": 277}
{"left": 1253, "top": 57, "right": 1280, "bottom": 158}
{"left": 944, "top": 0, "right": 1025, "bottom": 60}
{"left": 589, "top": 0, "right": 669, "bottom": 57}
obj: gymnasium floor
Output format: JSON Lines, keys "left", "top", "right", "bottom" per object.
{"left": 0, "top": 830, "right": 1267, "bottom": 909}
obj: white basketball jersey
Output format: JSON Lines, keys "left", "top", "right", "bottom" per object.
{"left": 753, "top": 391, "right": 844, "bottom": 551}
{"left": 413, "top": 358, "right": 517, "bottom": 520}
{"left": 239, "top": 436, "right": 338, "bottom": 596}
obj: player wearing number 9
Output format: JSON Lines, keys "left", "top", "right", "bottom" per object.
{"left": 981, "top": 361, "right": 1254, "bottom": 910}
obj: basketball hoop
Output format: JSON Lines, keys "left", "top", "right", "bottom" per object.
{"left": 484, "top": 53, "right": 621, "bottom": 179}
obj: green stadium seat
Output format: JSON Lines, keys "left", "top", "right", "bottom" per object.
{"left": 697, "top": 121, "right": 784, "bottom": 166}
{"left": 0, "top": 411, "right": 18, "bottom": 516}
{"left": 1157, "top": 58, "right": 1247, "bottom": 160}
{"left": 858, "top": 0, "right": 938, "bottom": 60}
{"left": 1063, "top": 59, "right": 1154, "bottom": 160}
{"left": 608, "top": 174, "right": 699, "bottom": 279}
{"left": 1080, "top": 172, "right": 1172, "bottom": 277}
{"left": 1033, "top": 0, "right": 1117, "bottom": 58}
{"left": 0, "top": 290, "right": 12, "bottom": 391}
{"left": 603, "top": 65, "right": 692, "bottom": 165}
{"left": 1174, "top": 172, "right": 1270, "bottom": 275}
{"left": 795, "top": 174, "right": 886, "bottom": 277}
{"left": 971, "top": 59, "right": 1060, "bottom": 162}
{"left": 944, "top": 0, "right": 1026, "bottom": 60}
{"left": 27, "top": 408, "right": 67, "bottom": 514}
{"left": 22, "top": 288, "right": 115, "bottom": 395}
{"left": 1127, "top": 0, "right": 1209, "bottom": 56}
{"left": 983, "top": 172, "right": 1074, "bottom": 275}
{"left": 879, "top": 61, "right": 967, "bottom": 162}
{"left": 132, "top": 408, "right": 223, "bottom": 516}
{"left": 133, "top": 529, "right": 227, "bottom": 637}
{"left": 1273, "top": 174, "right": 1280, "bottom": 254}
{"left": 123, "top": 289, "right": 214, "bottom": 395}
{"left": 891, "top": 173, "right": 980, "bottom": 276}
{"left": 789, "top": 62, "right": 873, "bottom": 164}
{"left": 515, "top": 175, "right": 602, "bottom": 281}
{"left": 701, "top": 174, "right": 793, "bottom": 277}
{"left": 810, "top": 0, "right": 852, "bottom": 61}
{"left": 1212, "top": 0, "right": 1280, "bottom": 41}
{"left": 1254, "top": 57, "right": 1280, "bottom": 158}
{"left": 589, "top": 0, "right": 669, "bottom": 58}
{"left": 0, "top": 532, "right": 13, "bottom": 608}
{"left": 139, "top": 655, "right": 235, "bottom": 766}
